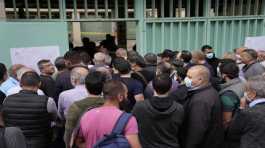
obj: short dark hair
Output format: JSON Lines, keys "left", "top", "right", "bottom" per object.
{"left": 144, "top": 53, "right": 157, "bottom": 65}
{"left": 80, "top": 52, "right": 91, "bottom": 65}
{"left": 157, "top": 62, "right": 172, "bottom": 75}
{"left": 181, "top": 50, "right": 192, "bottom": 63}
{"left": 0, "top": 63, "right": 7, "bottom": 81}
{"left": 152, "top": 74, "right": 172, "bottom": 94}
{"left": 113, "top": 58, "right": 131, "bottom": 74}
{"left": 37, "top": 59, "right": 51, "bottom": 70}
{"left": 219, "top": 61, "right": 239, "bottom": 79}
{"left": 64, "top": 50, "right": 82, "bottom": 65}
{"left": 175, "top": 66, "right": 187, "bottom": 80}
{"left": 20, "top": 71, "right": 40, "bottom": 87}
{"left": 201, "top": 45, "right": 213, "bottom": 52}
{"left": 55, "top": 57, "right": 66, "bottom": 71}
{"left": 85, "top": 71, "right": 105, "bottom": 95}
{"left": 127, "top": 54, "right": 146, "bottom": 68}
{"left": 161, "top": 49, "right": 175, "bottom": 59}
{"left": 103, "top": 80, "right": 126, "bottom": 99}
{"left": 243, "top": 49, "right": 258, "bottom": 60}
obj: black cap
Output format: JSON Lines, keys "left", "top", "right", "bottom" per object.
{"left": 161, "top": 49, "right": 175, "bottom": 58}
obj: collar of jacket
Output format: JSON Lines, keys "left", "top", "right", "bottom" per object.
{"left": 19, "top": 90, "right": 38, "bottom": 95}
{"left": 188, "top": 84, "right": 212, "bottom": 96}
{"left": 249, "top": 98, "right": 265, "bottom": 108}
{"left": 220, "top": 78, "right": 242, "bottom": 90}
{"left": 242, "top": 61, "right": 258, "bottom": 72}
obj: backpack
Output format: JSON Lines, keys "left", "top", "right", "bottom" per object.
{"left": 0, "top": 127, "right": 6, "bottom": 148}
{"left": 93, "top": 112, "right": 132, "bottom": 148}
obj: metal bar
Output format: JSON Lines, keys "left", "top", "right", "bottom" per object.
{"left": 24, "top": 0, "right": 29, "bottom": 19}
{"left": 187, "top": 0, "right": 190, "bottom": 17}
{"left": 187, "top": 22, "right": 191, "bottom": 49}
{"left": 170, "top": 0, "right": 173, "bottom": 17}
{"left": 59, "top": 0, "right": 66, "bottom": 19}
{"left": 162, "top": 23, "right": 165, "bottom": 49}
{"left": 152, "top": 23, "right": 156, "bottom": 52}
{"left": 36, "top": 0, "right": 40, "bottom": 18}
{"left": 231, "top": 0, "right": 235, "bottom": 16}
{"left": 84, "top": 0, "right": 88, "bottom": 18}
{"left": 215, "top": 0, "right": 219, "bottom": 16}
{"left": 246, "top": 20, "right": 250, "bottom": 36}
{"left": 125, "top": 0, "right": 128, "bottom": 18}
{"left": 170, "top": 22, "right": 173, "bottom": 49}
{"left": 73, "top": 0, "right": 77, "bottom": 19}
{"left": 230, "top": 20, "right": 234, "bottom": 50}
{"left": 115, "top": 0, "right": 118, "bottom": 18}
{"left": 195, "top": 0, "right": 199, "bottom": 17}
{"left": 239, "top": 0, "right": 243, "bottom": 15}
{"left": 152, "top": 0, "right": 155, "bottom": 17}
{"left": 95, "top": 0, "right": 98, "bottom": 17}
{"left": 254, "top": 0, "right": 259, "bottom": 15}
{"left": 178, "top": 0, "right": 182, "bottom": 17}
{"left": 105, "top": 0, "right": 108, "bottom": 18}
{"left": 195, "top": 22, "right": 199, "bottom": 49}
{"left": 161, "top": 0, "right": 164, "bottom": 17}
{"left": 238, "top": 20, "right": 242, "bottom": 47}
{"left": 47, "top": 0, "right": 52, "bottom": 19}
{"left": 222, "top": 21, "right": 227, "bottom": 53}
{"left": 12, "top": 0, "right": 17, "bottom": 18}
{"left": 247, "top": 0, "right": 251, "bottom": 15}
{"left": 178, "top": 22, "right": 182, "bottom": 49}
{"left": 214, "top": 21, "right": 218, "bottom": 51}
{"left": 254, "top": 19, "right": 258, "bottom": 35}
{"left": 223, "top": 0, "right": 227, "bottom": 16}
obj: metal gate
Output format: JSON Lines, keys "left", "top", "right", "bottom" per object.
{"left": 2, "top": 0, "right": 265, "bottom": 56}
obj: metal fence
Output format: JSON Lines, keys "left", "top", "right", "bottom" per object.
{"left": 3, "top": 0, "right": 265, "bottom": 56}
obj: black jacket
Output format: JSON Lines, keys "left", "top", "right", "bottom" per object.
{"left": 228, "top": 101, "right": 265, "bottom": 148}
{"left": 206, "top": 57, "right": 219, "bottom": 77}
{"left": 132, "top": 96, "right": 184, "bottom": 148}
{"left": 3, "top": 90, "right": 52, "bottom": 148}
{"left": 182, "top": 85, "right": 224, "bottom": 148}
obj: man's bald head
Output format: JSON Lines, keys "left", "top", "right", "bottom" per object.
{"left": 17, "top": 67, "right": 34, "bottom": 81}
{"left": 187, "top": 65, "right": 210, "bottom": 87}
{"left": 9, "top": 64, "right": 24, "bottom": 79}
{"left": 94, "top": 52, "right": 106, "bottom": 65}
{"left": 70, "top": 66, "right": 89, "bottom": 86}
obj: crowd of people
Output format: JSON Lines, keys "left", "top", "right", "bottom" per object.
{"left": 1, "top": 37, "right": 265, "bottom": 148}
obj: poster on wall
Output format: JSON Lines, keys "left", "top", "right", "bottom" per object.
{"left": 10, "top": 46, "right": 60, "bottom": 73}
{"left": 244, "top": 36, "right": 265, "bottom": 52}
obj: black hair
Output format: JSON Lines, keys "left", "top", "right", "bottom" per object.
{"left": 243, "top": 49, "right": 258, "bottom": 60}
{"left": 181, "top": 50, "right": 192, "bottom": 63}
{"left": 157, "top": 62, "right": 172, "bottom": 75}
{"left": 144, "top": 53, "right": 157, "bottom": 65}
{"left": 201, "top": 45, "right": 213, "bottom": 52}
{"left": 219, "top": 61, "right": 239, "bottom": 79}
{"left": 0, "top": 63, "right": 7, "bottom": 82}
{"left": 175, "top": 66, "right": 187, "bottom": 81}
{"left": 20, "top": 71, "right": 40, "bottom": 87}
{"left": 82, "top": 37, "right": 90, "bottom": 46}
{"left": 80, "top": 52, "right": 91, "bottom": 65}
{"left": 64, "top": 50, "right": 82, "bottom": 65}
{"left": 55, "top": 57, "right": 66, "bottom": 71}
{"left": 113, "top": 57, "right": 131, "bottom": 74}
{"left": 85, "top": 71, "right": 105, "bottom": 95}
{"left": 127, "top": 54, "right": 146, "bottom": 68}
{"left": 152, "top": 74, "right": 172, "bottom": 94}
{"left": 103, "top": 80, "right": 126, "bottom": 99}
{"left": 37, "top": 59, "right": 51, "bottom": 70}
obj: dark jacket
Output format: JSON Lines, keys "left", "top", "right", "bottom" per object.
{"left": 206, "top": 57, "right": 220, "bottom": 77}
{"left": 227, "top": 101, "right": 265, "bottom": 148}
{"left": 242, "top": 61, "right": 265, "bottom": 80}
{"left": 132, "top": 96, "right": 184, "bottom": 148}
{"left": 40, "top": 75, "right": 56, "bottom": 99}
{"left": 2, "top": 90, "right": 52, "bottom": 148}
{"left": 182, "top": 85, "right": 224, "bottom": 148}
{"left": 55, "top": 70, "right": 73, "bottom": 103}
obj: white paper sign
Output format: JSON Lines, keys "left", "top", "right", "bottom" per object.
{"left": 244, "top": 36, "right": 265, "bottom": 51}
{"left": 10, "top": 46, "right": 60, "bottom": 72}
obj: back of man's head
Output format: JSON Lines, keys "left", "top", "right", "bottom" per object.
{"left": 64, "top": 50, "right": 82, "bottom": 66}
{"left": 70, "top": 66, "right": 89, "bottom": 85}
{"left": 8, "top": 64, "right": 24, "bottom": 79}
{"left": 243, "top": 49, "right": 258, "bottom": 60}
{"left": 20, "top": 71, "right": 40, "bottom": 87}
{"left": 94, "top": 52, "right": 106, "bottom": 64}
{"left": 85, "top": 71, "right": 105, "bottom": 95}
{"left": 55, "top": 56, "right": 66, "bottom": 71}
{"left": 156, "top": 62, "right": 172, "bottom": 75}
{"left": 0, "top": 63, "right": 7, "bottom": 83}
{"left": 153, "top": 74, "right": 172, "bottom": 95}
{"left": 192, "top": 51, "right": 205, "bottom": 61}
{"left": 144, "top": 53, "right": 157, "bottom": 65}
{"left": 116, "top": 48, "right": 127, "bottom": 59}
{"left": 189, "top": 65, "right": 210, "bottom": 84}
{"left": 113, "top": 57, "right": 131, "bottom": 75}
{"left": 219, "top": 61, "right": 239, "bottom": 79}
{"left": 17, "top": 67, "right": 34, "bottom": 81}
{"left": 180, "top": 50, "right": 192, "bottom": 63}
{"left": 103, "top": 80, "right": 126, "bottom": 100}
{"left": 127, "top": 54, "right": 146, "bottom": 68}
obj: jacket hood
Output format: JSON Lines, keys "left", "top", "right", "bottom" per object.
{"left": 145, "top": 96, "right": 178, "bottom": 119}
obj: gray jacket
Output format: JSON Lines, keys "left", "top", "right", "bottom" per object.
{"left": 219, "top": 78, "right": 245, "bottom": 99}
{"left": 242, "top": 62, "right": 265, "bottom": 80}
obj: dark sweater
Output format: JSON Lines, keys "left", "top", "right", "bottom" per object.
{"left": 132, "top": 96, "right": 184, "bottom": 148}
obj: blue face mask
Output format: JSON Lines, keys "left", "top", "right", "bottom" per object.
{"left": 184, "top": 77, "right": 193, "bottom": 88}
{"left": 206, "top": 52, "right": 214, "bottom": 59}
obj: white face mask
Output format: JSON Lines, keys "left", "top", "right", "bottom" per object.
{"left": 184, "top": 77, "right": 193, "bottom": 88}
{"left": 206, "top": 53, "right": 214, "bottom": 59}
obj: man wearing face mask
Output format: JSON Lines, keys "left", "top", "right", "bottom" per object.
{"left": 201, "top": 45, "right": 220, "bottom": 77}
{"left": 227, "top": 76, "right": 265, "bottom": 148}
{"left": 181, "top": 65, "right": 223, "bottom": 148}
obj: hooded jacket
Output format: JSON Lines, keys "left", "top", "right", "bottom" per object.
{"left": 132, "top": 96, "right": 184, "bottom": 148}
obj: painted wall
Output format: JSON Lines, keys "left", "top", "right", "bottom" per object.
{"left": 0, "top": 22, "right": 69, "bottom": 67}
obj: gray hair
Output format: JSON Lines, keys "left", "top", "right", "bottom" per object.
{"left": 94, "top": 52, "right": 106, "bottom": 65}
{"left": 70, "top": 67, "right": 89, "bottom": 85}
{"left": 16, "top": 67, "right": 34, "bottom": 81}
{"left": 246, "top": 76, "right": 265, "bottom": 98}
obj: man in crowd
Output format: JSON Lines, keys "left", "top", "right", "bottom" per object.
{"left": 37, "top": 59, "right": 56, "bottom": 99}
{"left": 58, "top": 66, "right": 89, "bottom": 121}
{"left": 2, "top": 71, "right": 57, "bottom": 148}
{"left": 0, "top": 64, "right": 24, "bottom": 95}
{"left": 182, "top": 65, "right": 223, "bottom": 148}
{"left": 0, "top": 63, "right": 7, "bottom": 103}
{"left": 64, "top": 71, "right": 105, "bottom": 148}
{"left": 201, "top": 45, "right": 219, "bottom": 77}
{"left": 116, "top": 48, "right": 128, "bottom": 60}
{"left": 132, "top": 74, "right": 184, "bottom": 148}
{"left": 191, "top": 51, "right": 215, "bottom": 76}
{"left": 89, "top": 52, "right": 109, "bottom": 71}
{"left": 112, "top": 57, "right": 144, "bottom": 112}
{"left": 144, "top": 53, "right": 157, "bottom": 78}
{"left": 177, "top": 50, "right": 192, "bottom": 68}
{"left": 53, "top": 56, "right": 67, "bottom": 80}
{"left": 240, "top": 49, "right": 265, "bottom": 79}
{"left": 78, "top": 80, "right": 141, "bottom": 148}
{"left": 228, "top": 76, "right": 265, "bottom": 148}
